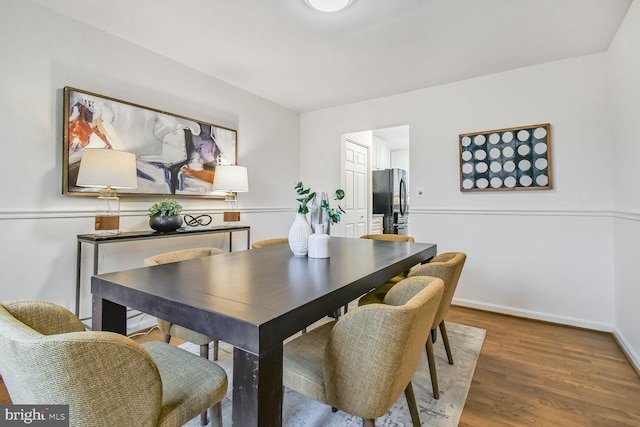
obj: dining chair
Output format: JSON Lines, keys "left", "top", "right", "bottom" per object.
{"left": 359, "top": 251, "right": 467, "bottom": 399}
{"left": 351, "top": 234, "right": 417, "bottom": 314}
{"left": 0, "top": 300, "right": 228, "bottom": 427}
{"left": 144, "top": 246, "right": 227, "bottom": 426}
{"left": 251, "top": 237, "right": 288, "bottom": 248}
{"left": 360, "top": 234, "right": 416, "bottom": 284}
{"left": 359, "top": 233, "right": 415, "bottom": 243}
{"left": 144, "top": 247, "right": 226, "bottom": 360}
{"left": 283, "top": 276, "right": 444, "bottom": 427}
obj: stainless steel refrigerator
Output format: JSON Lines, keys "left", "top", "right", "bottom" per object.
{"left": 372, "top": 168, "right": 409, "bottom": 235}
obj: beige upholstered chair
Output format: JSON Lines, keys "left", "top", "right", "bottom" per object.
{"left": 359, "top": 251, "right": 467, "bottom": 399}
{"left": 359, "top": 233, "right": 415, "bottom": 243}
{"left": 251, "top": 237, "right": 288, "bottom": 248}
{"left": 144, "top": 247, "right": 227, "bottom": 361}
{"left": 359, "top": 234, "right": 416, "bottom": 285}
{"left": 0, "top": 300, "right": 228, "bottom": 427}
{"left": 144, "top": 247, "right": 227, "bottom": 426}
{"left": 283, "top": 276, "right": 444, "bottom": 427}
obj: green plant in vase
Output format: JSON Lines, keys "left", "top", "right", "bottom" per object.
{"left": 320, "top": 189, "right": 346, "bottom": 226}
{"left": 148, "top": 199, "right": 184, "bottom": 232}
{"left": 294, "top": 182, "right": 316, "bottom": 214}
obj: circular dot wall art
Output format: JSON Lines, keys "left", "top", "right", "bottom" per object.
{"left": 459, "top": 123, "right": 552, "bottom": 192}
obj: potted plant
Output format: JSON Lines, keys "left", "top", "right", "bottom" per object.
{"left": 148, "top": 198, "right": 183, "bottom": 232}
{"left": 289, "top": 182, "right": 346, "bottom": 258}
{"left": 288, "top": 182, "right": 315, "bottom": 256}
{"left": 295, "top": 181, "right": 316, "bottom": 214}
{"left": 317, "top": 189, "right": 346, "bottom": 229}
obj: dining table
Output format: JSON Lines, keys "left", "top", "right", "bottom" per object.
{"left": 91, "top": 236, "right": 437, "bottom": 426}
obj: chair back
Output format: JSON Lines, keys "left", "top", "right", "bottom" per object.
{"left": 251, "top": 238, "right": 288, "bottom": 248}
{"left": 144, "top": 247, "right": 226, "bottom": 266}
{"left": 0, "top": 300, "right": 163, "bottom": 426}
{"left": 408, "top": 251, "right": 466, "bottom": 326}
{"left": 359, "top": 234, "right": 415, "bottom": 242}
{"left": 322, "top": 276, "right": 443, "bottom": 419}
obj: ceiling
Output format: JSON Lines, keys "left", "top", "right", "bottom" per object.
{"left": 29, "top": 0, "right": 631, "bottom": 113}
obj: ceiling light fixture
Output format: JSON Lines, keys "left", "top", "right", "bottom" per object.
{"left": 306, "top": 0, "right": 353, "bottom": 13}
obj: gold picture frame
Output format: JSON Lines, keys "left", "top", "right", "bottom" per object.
{"left": 63, "top": 86, "right": 238, "bottom": 198}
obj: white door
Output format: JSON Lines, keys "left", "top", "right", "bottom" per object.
{"left": 343, "top": 140, "right": 368, "bottom": 238}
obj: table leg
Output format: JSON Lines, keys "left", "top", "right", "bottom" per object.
{"left": 232, "top": 344, "right": 283, "bottom": 426}
{"left": 75, "top": 241, "right": 82, "bottom": 316}
{"left": 92, "top": 295, "right": 127, "bottom": 335}
{"left": 93, "top": 244, "right": 99, "bottom": 275}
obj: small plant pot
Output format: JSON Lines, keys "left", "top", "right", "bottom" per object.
{"left": 149, "top": 215, "right": 183, "bottom": 232}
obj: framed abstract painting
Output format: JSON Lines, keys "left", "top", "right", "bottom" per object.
{"left": 63, "top": 86, "right": 237, "bottom": 198}
{"left": 459, "top": 123, "right": 552, "bottom": 192}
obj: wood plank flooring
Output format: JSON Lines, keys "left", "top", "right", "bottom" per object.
{"left": 447, "top": 306, "right": 640, "bottom": 427}
{"left": 1, "top": 306, "right": 639, "bottom": 426}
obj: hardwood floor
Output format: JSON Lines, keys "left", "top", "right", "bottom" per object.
{"left": 447, "top": 306, "right": 640, "bottom": 427}
{"left": 2, "top": 306, "right": 639, "bottom": 426}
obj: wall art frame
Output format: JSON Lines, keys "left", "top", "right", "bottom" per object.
{"left": 459, "top": 123, "right": 552, "bottom": 192}
{"left": 63, "top": 86, "right": 238, "bottom": 198}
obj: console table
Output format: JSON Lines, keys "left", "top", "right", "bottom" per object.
{"left": 75, "top": 225, "right": 251, "bottom": 318}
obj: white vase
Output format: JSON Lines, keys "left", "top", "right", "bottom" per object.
{"left": 288, "top": 213, "right": 312, "bottom": 256}
{"left": 308, "top": 223, "right": 330, "bottom": 259}
{"left": 310, "top": 192, "right": 330, "bottom": 231}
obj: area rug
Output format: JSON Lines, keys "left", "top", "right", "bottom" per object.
{"left": 181, "top": 320, "right": 485, "bottom": 426}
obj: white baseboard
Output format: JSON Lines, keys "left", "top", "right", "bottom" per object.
{"left": 452, "top": 298, "right": 613, "bottom": 332}
{"left": 612, "top": 327, "right": 640, "bottom": 375}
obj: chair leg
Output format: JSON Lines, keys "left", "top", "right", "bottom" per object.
{"left": 362, "top": 419, "right": 375, "bottom": 427}
{"left": 200, "top": 343, "right": 209, "bottom": 358}
{"left": 404, "top": 382, "right": 421, "bottom": 427}
{"left": 199, "top": 343, "right": 211, "bottom": 426}
{"left": 163, "top": 334, "right": 171, "bottom": 344}
{"left": 212, "top": 339, "right": 219, "bottom": 361}
{"left": 425, "top": 337, "right": 440, "bottom": 399}
{"left": 210, "top": 402, "right": 222, "bottom": 427}
{"left": 439, "top": 321, "right": 454, "bottom": 365}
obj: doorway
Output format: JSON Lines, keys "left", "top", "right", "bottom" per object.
{"left": 342, "top": 125, "right": 410, "bottom": 236}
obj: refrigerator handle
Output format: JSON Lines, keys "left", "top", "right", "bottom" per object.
{"left": 399, "top": 178, "right": 406, "bottom": 216}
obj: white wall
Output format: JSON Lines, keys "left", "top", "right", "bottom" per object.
{"left": 608, "top": 0, "right": 640, "bottom": 369}
{"left": 301, "top": 53, "right": 616, "bottom": 331}
{"left": 0, "top": 2, "right": 300, "bottom": 318}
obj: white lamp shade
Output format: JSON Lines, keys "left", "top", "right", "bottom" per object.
{"left": 76, "top": 148, "right": 138, "bottom": 189}
{"left": 306, "top": 0, "right": 352, "bottom": 12}
{"left": 212, "top": 165, "right": 249, "bottom": 192}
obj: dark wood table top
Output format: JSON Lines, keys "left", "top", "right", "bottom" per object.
{"left": 92, "top": 237, "right": 437, "bottom": 353}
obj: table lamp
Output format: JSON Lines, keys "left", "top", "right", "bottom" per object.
{"left": 76, "top": 148, "right": 138, "bottom": 235}
{"left": 211, "top": 165, "right": 248, "bottom": 222}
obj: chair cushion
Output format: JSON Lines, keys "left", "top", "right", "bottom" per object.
{"left": 283, "top": 321, "right": 335, "bottom": 404}
{"left": 143, "top": 342, "right": 228, "bottom": 427}
{"left": 157, "top": 319, "right": 214, "bottom": 346}
{"left": 357, "top": 282, "right": 395, "bottom": 306}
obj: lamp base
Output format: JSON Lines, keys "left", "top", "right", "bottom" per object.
{"left": 223, "top": 211, "right": 240, "bottom": 222}
{"left": 95, "top": 215, "right": 120, "bottom": 235}
{"left": 95, "top": 189, "right": 120, "bottom": 235}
